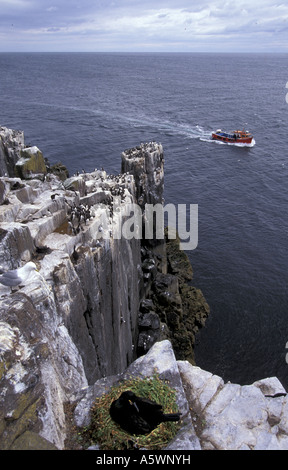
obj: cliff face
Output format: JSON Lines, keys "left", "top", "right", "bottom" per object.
{"left": 121, "top": 143, "right": 210, "bottom": 361}
{"left": 0, "top": 193, "right": 142, "bottom": 448}
{"left": 0, "top": 134, "right": 149, "bottom": 448}
{"left": 1, "top": 129, "right": 195, "bottom": 449}
{"left": 0, "top": 127, "right": 287, "bottom": 451}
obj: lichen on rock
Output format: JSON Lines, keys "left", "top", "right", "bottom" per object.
{"left": 15, "top": 147, "right": 47, "bottom": 180}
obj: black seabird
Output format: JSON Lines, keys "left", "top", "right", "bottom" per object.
{"left": 109, "top": 390, "right": 181, "bottom": 435}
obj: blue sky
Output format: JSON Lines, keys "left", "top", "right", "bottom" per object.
{"left": 1, "top": 0, "right": 288, "bottom": 52}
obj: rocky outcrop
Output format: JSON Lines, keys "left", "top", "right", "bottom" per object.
{"left": 0, "top": 126, "right": 69, "bottom": 181}
{"left": 121, "top": 142, "right": 164, "bottom": 209}
{"left": 179, "top": 360, "right": 288, "bottom": 450}
{"left": 72, "top": 340, "right": 288, "bottom": 451}
{"left": 0, "top": 292, "right": 86, "bottom": 450}
{"left": 150, "top": 233, "right": 210, "bottom": 363}
{"left": 14, "top": 146, "right": 47, "bottom": 180}
{"left": 0, "top": 127, "right": 25, "bottom": 177}
{"left": 73, "top": 340, "right": 201, "bottom": 451}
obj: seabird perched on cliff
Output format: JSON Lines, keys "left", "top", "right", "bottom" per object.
{"left": 0, "top": 262, "right": 38, "bottom": 289}
{"left": 109, "top": 390, "right": 181, "bottom": 435}
{"left": 71, "top": 245, "right": 80, "bottom": 264}
{"left": 51, "top": 193, "right": 60, "bottom": 201}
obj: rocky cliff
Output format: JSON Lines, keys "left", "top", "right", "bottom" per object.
{"left": 74, "top": 340, "right": 288, "bottom": 451}
{"left": 0, "top": 126, "right": 287, "bottom": 451}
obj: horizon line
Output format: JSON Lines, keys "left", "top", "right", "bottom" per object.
{"left": 0, "top": 50, "right": 287, "bottom": 54}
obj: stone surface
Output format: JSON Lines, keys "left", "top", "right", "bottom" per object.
{"left": 149, "top": 234, "right": 210, "bottom": 363}
{"left": 10, "top": 431, "right": 59, "bottom": 450}
{"left": 0, "top": 127, "right": 25, "bottom": 177}
{"left": 73, "top": 340, "right": 201, "bottom": 451}
{"left": 121, "top": 142, "right": 164, "bottom": 209}
{"left": 178, "top": 360, "right": 288, "bottom": 450}
{"left": 72, "top": 340, "right": 288, "bottom": 451}
{"left": 122, "top": 144, "right": 210, "bottom": 362}
{"left": 15, "top": 147, "right": 47, "bottom": 180}
{"left": 0, "top": 291, "right": 88, "bottom": 450}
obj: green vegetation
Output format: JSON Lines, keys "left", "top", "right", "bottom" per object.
{"left": 79, "top": 374, "right": 181, "bottom": 450}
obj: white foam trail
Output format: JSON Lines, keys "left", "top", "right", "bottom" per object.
{"left": 129, "top": 115, "right": 213, "bottom": 141}
{"left": 127, "top": 115, "right": 255, "bottom": 147}
{"left": 163, "top": 122, "right": 213, "bottom": 140}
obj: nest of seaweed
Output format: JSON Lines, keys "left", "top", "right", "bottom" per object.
{"left": 79, "top": 373, "right": 181, "bottom": 450}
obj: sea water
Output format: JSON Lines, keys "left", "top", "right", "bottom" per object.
{"left": 0, "top": 52, "right": 287, "bottom": 387}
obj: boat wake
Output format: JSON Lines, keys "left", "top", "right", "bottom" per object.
{"left": 178, "top": 124, "right": 213, "bottom": 141}
{"left": 156, "top": 121, "right": 215, "bottom": 142}
{"left": 128, "top": 116, "right": 213, "bottom": 141}
{"left": 156, "top": 121, "right": 210, "bottom": 140}
{"left": 121, "top": 114, "right": 256, "bottom": 147}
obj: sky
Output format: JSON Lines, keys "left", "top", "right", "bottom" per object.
{"left": 0, "top": 0, "right": 288, "bottom": 53}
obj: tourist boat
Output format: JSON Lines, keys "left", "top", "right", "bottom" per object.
{"left": 212, "top": 129, "right": 253, "bottom": 144}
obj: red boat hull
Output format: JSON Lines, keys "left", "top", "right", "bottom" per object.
{"left": 212, "top": 130, "right": 253, "bottom": 144}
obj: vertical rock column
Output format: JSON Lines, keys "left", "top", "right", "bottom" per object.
{"left": 121, "top": 142, "right": 168, "bottom": 354}
{"left": 121, "top": 142, "right": 166, "bottom": 258}
{"left": 0, "top": 127, "right": 25, "bottom": 177}
{"left": 121, "top": 142, "right": 164, "bottom": 208}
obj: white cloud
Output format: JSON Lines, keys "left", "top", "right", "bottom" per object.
{"left": 0, "top": 0, "right": 31, "bottom": 5}
{"left": 46, "top": 6, "right": 58, "bottom": 12}
{"left": 0, "top": 0, "right": 288, "bottom": 51}
{"left": 78, "top": 3, "right": 288, "bottom": 45}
